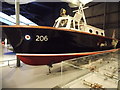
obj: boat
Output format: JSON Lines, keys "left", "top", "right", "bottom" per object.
{"left": 1, "top": 2, "right": 120, "bottom": 66}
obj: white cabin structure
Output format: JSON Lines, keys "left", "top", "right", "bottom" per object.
{"left": 53, "top": 4, "right": 105, "bottom": 36}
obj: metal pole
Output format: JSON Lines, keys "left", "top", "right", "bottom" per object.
{"left": 15, "top": 0, "right": 20, "bottom": 67}
{"left": 15, "top": 0, "right": 20, "bottom": 25}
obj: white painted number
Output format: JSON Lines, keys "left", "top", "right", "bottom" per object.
{"left": 36, "top": 35, "right": 48, "bottom": 42}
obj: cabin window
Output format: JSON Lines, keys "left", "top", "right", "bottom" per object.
{"left": 96, "top": 31, "right": 99, "bottom": 34}
{"left": 58, "top": 19, "right": 68, "bottom": 27}
{"left": 89, "top": 29, "right": 93, "bottom": 33}
{"left": 101, "top": 33, "right": 103, "bottom": 36}
{"left": 53, "top": 21, "right": 58, "bottom": 27}
{"left": 75, "top": 21, "right": 78, "bottom": 29}
{"left": 70, "top": 20, "right": 74, "bottom": 28}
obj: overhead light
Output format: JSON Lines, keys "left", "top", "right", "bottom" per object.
{"left": 0, "top": 12, "right": 16, "bottom": 25}
{"left": 11, "top": 15, "right": 38, "bottom": 26}
{"left": 0, "top": 12, "right": 38, "bottom": 26}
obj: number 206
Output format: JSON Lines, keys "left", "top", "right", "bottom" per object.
{"left": 36, "top": 35, "right": 48, "bottom": 42}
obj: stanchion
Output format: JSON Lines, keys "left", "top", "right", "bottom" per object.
{"left": 15, "top": 0, "right": 21, "bottom": 67}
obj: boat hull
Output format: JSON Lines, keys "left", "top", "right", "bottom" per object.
{"left": 3, "top": 26, "right": 117, "bottom": 53}
{"left": 17, "top": 49, "right": 119, "bottom": 65}
{"left": 2, "top": 25, "right": 120, "bottom": 65}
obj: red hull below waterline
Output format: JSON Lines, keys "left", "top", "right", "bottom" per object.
{"left": 16, "top": 49, "right": 120, "bottom": 65}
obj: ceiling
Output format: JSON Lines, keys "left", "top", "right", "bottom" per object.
{"left": 1, "top": 1, "right": 99, "bottom": 26}
{"left": 1, "top": 2, "right": 74, "bottom": 26}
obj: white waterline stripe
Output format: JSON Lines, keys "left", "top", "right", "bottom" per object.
{"left": 16, "top": 49, "right": 118, "bottom": 56}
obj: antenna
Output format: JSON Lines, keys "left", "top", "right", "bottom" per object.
{"left": 78, "top": 3, "right": 88, "bottom": 25}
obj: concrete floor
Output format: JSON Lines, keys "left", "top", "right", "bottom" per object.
{"left": 1, "top": 61, "right": 90, "bottom": 88}
{"left": 1, "top": 46, "right": 119, "bottom": 88}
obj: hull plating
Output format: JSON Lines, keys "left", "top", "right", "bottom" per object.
{"left": 2, "top": 25, "right": 120, "bottom": 65}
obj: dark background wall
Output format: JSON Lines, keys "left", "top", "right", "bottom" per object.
{"left": 85, "top": 2, "right": 120, "bottom": 39}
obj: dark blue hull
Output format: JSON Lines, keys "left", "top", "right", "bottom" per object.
{"left": 3, "top": 25, "right": 119, "bottom": 54}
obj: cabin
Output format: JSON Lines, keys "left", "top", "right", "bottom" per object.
{"left": 53, "top": 11, "right": 105, "bottom": 36}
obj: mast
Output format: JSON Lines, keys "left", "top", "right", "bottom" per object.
{"left": 73, "top": 2, "right": 88, "bottom": 25}
{"left": 63, "top": 0, "right": 92, "bottom": 25}
{"left": 79, "top": 3, "right": 87, "bottom": 25}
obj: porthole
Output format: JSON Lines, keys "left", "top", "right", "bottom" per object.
{"left": 89, "top": 29, "right": 93, "bottom": 33}
{"left": 96, "top": 31, "right": 98, "bottom": 34}
{"left": 101, "top": 33, "right": 103, "bottom": 36}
